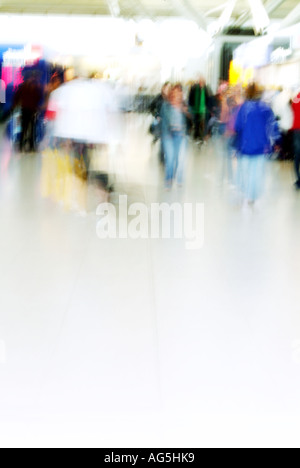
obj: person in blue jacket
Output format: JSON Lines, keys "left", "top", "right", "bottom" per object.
{"left": 235, "top": 83, "right": 277, "bottom": 204}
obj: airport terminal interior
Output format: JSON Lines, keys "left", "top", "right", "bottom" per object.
{"left": 1, "top": 0, "right": 300, "bottom": 448}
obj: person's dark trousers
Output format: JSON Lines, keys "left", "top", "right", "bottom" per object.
{"left": 286, "top": 130, "right": 294, "bottom": 160}
{"left": 278, "top": 131, "right": 285, "bottom": 160}
{"left": 193, "top": 113, "right": 201, "bottom": 140}
{"left": 20, "top": 108, "right": 36, "bottom": 152}
{"left": 159, "top": 139, "right": 165, "bottom": 165}
{"left": 279, "top": 131, "right": 293, "bottom": 160}
{"left": 293, "top": 130, "right": 300, "bottom": 186}
{"left": 193, "top": 113, "right": 205, "bottom": 141}
{"left": 205, "top": 111, "right": 211, "bottom": 139}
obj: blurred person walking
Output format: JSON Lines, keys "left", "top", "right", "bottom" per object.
{"left": 291, "top": 91, "right": 300, "bottom": 189}
{"left": 44, "top": 73, "right": 117, "bottom": 212}
{"left": 13, "top": 73, "right": 44, "bottom": 152}
{"left": 43, "top": 73, "right": 63, "bottom": 149}
{"left": 223, "top": 86, "right": 244, "bottom": 186}
{"left": 210, "top": 84, "right": 242, "bottom": 186}
{"left": 149, "top": 82, "right": 171, "bottom": 164}
{"left": 161, "top": 84, "right": 190, "bottom": 189}
{"left": 188, "top": 77, "right": 212, "bottom": 144}
{"left": 234, "top": 83, "right": 276, "bottom": 205}
{"left": 213, "top": 86, "right": 233, "bottom": 184}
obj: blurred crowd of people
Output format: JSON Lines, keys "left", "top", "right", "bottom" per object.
{"left": 0, "top": 69, "right": 64, "bottom": 152}
{"left": 2, "top": 67, "right": 300, "bottom": 211}
{"left": 150, "top": 76, "right": 300, "bottom": 204}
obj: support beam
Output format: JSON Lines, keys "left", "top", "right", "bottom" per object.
{"left": 106, "top": 0, "right": 120, "bottom": 17}
{"left": 280, "top": 3, "right": 300, "bottom": 29}
{"left": 232, "top": 0, "right": 284, "bottom": 29}
{"left": 204, "top": 3, "right": 228, "bottom": 18}
{"left": 169, "top": 0, "right": 207, "bottom": 30}
{"left": 265, "top": 0, "right": 285, "bottom": 15}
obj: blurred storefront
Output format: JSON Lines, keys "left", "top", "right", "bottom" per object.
{"left": 231, "top": 23, "right": 300, "bottom": 90}
{"left": 206, "top": 34, "right": 254, "bottom": 93}
{"left": 0, "top": 14, "right": 211, "bottom": 93}
{"left": 0, "top": 44, "right": 26, "bottom": 88}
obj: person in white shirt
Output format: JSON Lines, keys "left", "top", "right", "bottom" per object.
{"left": 272, "top": 88, "right": 294, "bottom": 160}
{"left": 50, "top": 77, "right": 116, "bottom": 145}
{"left": 44, "top": 73, "right": 119, "bottom": 212}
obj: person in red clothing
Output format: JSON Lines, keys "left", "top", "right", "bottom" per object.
{"left": 292, "top": 93, "right": 300, "bottom": 189}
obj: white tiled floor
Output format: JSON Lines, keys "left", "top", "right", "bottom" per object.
{"left": 1, "top": 116, "right": 300, "bottom": 447}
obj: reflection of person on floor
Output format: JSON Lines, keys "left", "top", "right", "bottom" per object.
{"left": 161, "top": 84, "right": 189, "bottom": 189}
{"left": 13, "top": 73, "right": 44, "bottom": 152}
{"left": 234, "top": 83, "right": 276, "bottom": 205}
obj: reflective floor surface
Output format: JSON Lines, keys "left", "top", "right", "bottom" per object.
{"left": 0, "top": 116, "right": 300, "bottom": 447}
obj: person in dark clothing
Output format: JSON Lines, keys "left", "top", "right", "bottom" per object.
{"left": 13, "top": 74, "right": 44, "bottom": 152}
{"left": 188, "top": 77, "right": 212, "bottom": 143}
{"left": 150, "top": 83, "right": 170, "bottom": 119}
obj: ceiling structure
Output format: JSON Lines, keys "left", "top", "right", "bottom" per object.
{"left": 0, "top": 0, "right": 296, "bottom": 18}
{"left": 0, "top": 1, "right": 299, "bottom": 32}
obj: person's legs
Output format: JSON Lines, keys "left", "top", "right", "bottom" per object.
{"left": 287, "top": 130, "right": 294, "bottom": 160}
{"left": 173, "top": 133, "right": 184, "bottom": 185}
{"left": 213, "top": 125, "right": 224, "bottom": 182}
{"left": 226, "top": 136, "right": 234, "bottom": 184}
{"left": 213, "top": 124, "right": 230, "bottom": 185}
{"left": 239, "top": 155, "right": 249, "bottom": 199}
{"left": 293, "top": 130, "right": 300, "bottom": 186}
{"left": 279, "top": 131, "right": 286, "bottom": 160}
{"left": 163, "top": 134, "right": 174, "bottom": 188}
{"left": 199, "top": 114, "right": 205, "bottom": 142}
{"left": 247, "top": 155, "right": 265, "bottom": 202}
{"left": 204, "top": 111, "right": 210, "bottom": 140}
{"left": 20, "top": 109, "right": 30, "bottom": 151}
{"left": 235, "top": 154, "right": 243, "bottom": 196}
{"left": 193, "top": 114, "right": 200, "bottom": 141}
{"left": 159, "top": 138, "right": 165, "bottom": 165}
{"left": 28, "top": 112, "right": 36, "bottom": 151}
